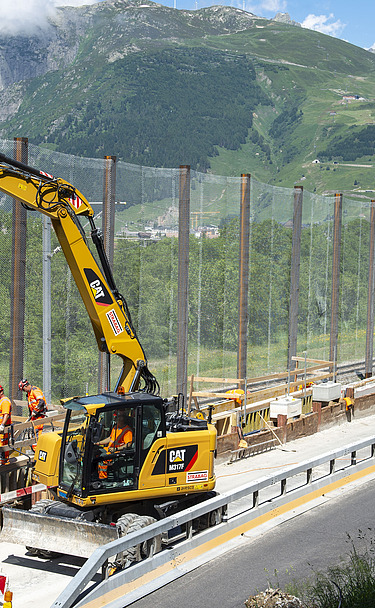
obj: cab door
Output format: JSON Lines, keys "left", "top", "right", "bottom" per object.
{"left": 138, "top": 403, "right": 166, "bottom": 490}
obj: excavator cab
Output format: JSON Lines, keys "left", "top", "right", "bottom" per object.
{"left": 33, "top": 389, "right": 216, "bottom": 513}
{"left": 56, "top": 392, "right": 165, "bottom": 505}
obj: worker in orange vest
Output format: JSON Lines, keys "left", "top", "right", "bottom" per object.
{"left": 0, "top": 385, "right": 12, "bottom": 465}
{"left": 95, "top": 411, "right": 133, "bottom": 479}
{"left": 18, "top": 379, "right": 48, "bottom": 441}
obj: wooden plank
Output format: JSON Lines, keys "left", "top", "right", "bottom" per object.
{"left": 192, "top": 377, "right": 244, "bottom": 384}
{"left": 191, "top": 365, "right": 332, "bottom": 395}
{"left": 191, "top": 392, "right": 244, "bottom": 400}
{"left": 247, "top": 377, "right": 324, "bottom": 403}
{"left": 245, "top": 365, "right": 330, "bottom": 385}
{"left": 193, "top": 372, "right": 333, "bottom": 408}
{"left": 12, "top": 413, "right": 66, "bottom": 433}
{"left": 292, "top": 356, "right": 332, "bottom": 365}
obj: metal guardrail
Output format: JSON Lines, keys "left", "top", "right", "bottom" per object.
{"left": 51, "top": 435, "right": 375, "bottom": 608}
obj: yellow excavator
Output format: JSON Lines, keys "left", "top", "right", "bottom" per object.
{"left": 0, "top": 152, "right": 217, "bottom": 566}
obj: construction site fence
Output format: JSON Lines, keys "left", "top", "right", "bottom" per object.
{"left": 0, "top": 138, "right": 373, "bottom": 404}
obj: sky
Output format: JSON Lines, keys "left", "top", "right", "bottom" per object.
{"left": 0, "top": 0, "right": 374, "bottom": 51}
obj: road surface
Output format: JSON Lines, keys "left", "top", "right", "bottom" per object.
{"left": 130, "top": 475, "right": 375, "bottom": 608}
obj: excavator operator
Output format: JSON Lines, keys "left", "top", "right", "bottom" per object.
{"left": 19, "top": 379, "right": 48, "bottom": 440}
{"left": 95, "top": 411, "right": 133, "bottom": 480}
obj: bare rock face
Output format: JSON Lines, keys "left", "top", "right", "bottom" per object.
{"left": 0, "top": 0, "right": 259, "bottom": 92}
{"left": 273, "top": 13, "right": 300, "bottom": 27}
{"left": 0, "top": 1, "right": 102, "bottom": 90}
{"left": 0, "top": 0, "right": 265, "bottom": 132}
{"left": 245, "top": 588, "right": 303, "bottom": 608}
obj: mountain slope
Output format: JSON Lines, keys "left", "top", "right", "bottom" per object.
{"left": 0, "top": 0, "right": 375, "bottom": 195}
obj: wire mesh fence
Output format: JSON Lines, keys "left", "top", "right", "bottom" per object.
{"left": 0, "top": 139, "right": 372, "bottom": 403}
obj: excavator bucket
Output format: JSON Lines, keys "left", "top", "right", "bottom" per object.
{"left": 0, "top": 507, "right": 118, "bottom": 558}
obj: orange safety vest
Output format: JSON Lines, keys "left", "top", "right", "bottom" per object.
{"left": 98, "top": 425, "right": 132, "bottom": 480}
{"left": 27, "top": 386, "right": 47, "bottom": 419}
{"left": 0, "top": 395, "right": 11, "bottom": 462}
{"left": 107, "top": 425, "right": 132, "bottom": 449}
{"left": 0, "top": 395, "right": 11, "bottom": 426}
{"left": 27, "top": 386, "right": 47, "bottom": 435}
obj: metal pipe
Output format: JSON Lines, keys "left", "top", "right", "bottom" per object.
{"left": 176, "top": 165, "right": 190, "bottom": 400}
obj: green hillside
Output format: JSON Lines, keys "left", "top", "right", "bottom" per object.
{"left": 1, "top": 2, "right": 375, "bottom": 196}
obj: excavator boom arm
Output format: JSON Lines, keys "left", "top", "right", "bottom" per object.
{"left": 0, "top": 153, "right": 158, "bottom": 394}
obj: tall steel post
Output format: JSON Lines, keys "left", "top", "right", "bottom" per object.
{"left": 98, "top": 155, "right": 116, "bottom": 392}
{"left": 287, "top": 186, "right": 303, "bottom": 371}
{"left": 9, "top": 137, "right": 28, "bottom": 401}
{"left": 365, "top": 200, "right": 375, "bottom": 378}
{"left": 176, "top": 165, "right": 190, "bottom": 402}
{"left": 42, "top": 216, "right": 52, "bottom": 403}
{"left": 329, "top": 193, "right": 343, "bottom": 375}
{"left": 237, "top": 174, "right": 251, "bottom": 390}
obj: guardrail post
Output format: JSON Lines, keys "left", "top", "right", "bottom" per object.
{"left": 186, "top": 520, "right": 193, "bottom": 539}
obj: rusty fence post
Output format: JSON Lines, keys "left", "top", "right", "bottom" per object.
{"left": 329, "top": 193, "right": 342, "bottom": 378}
{"left": 98, "top": 155, "right": 117, "bottom": 393}
{"left": 237, "top": 174, "right": 251, "bottom": 392}
{"left": 9, "top": 138, "right": 28, "bottom": 403}
{"left": 288, "top": 186, "right": 303, "bottom": 371}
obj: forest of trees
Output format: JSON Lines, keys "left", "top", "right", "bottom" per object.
{"left": 0, "top": 209, "right": 371, "bottom": 400}
{"left": 35, "top": 48, "right": 271, "bottom": 171}
{"left": 318, "top": 124, "right": 375, "bottom": 162}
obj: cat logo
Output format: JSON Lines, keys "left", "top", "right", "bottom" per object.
{"left": 168, "top": 449, "right": 186, "bottom": 471}
{"left": 84, "top": 269, "right": 112, "bottom": 306}
{"left": 38, "top": 450, "right": 47, "bottom": 462}
{"left": 90, "top": 279, "right": 105, "bottom": 300}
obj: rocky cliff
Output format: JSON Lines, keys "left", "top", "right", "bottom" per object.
{"left": 0, "top": 0, "right": 258, "bottom": 91}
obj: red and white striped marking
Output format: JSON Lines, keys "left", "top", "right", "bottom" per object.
{"left": 0, "top": 483, "right": 49, "bottom": 505}
{"left": 68, "top": 194, "right": 84, "bottom": 209}
{"left": 40, "top": 171, "right": 54, "bottom": 179}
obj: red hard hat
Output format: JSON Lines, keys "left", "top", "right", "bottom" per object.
{"left": 18, "top": 379, "right": 29, "bottom": 390}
